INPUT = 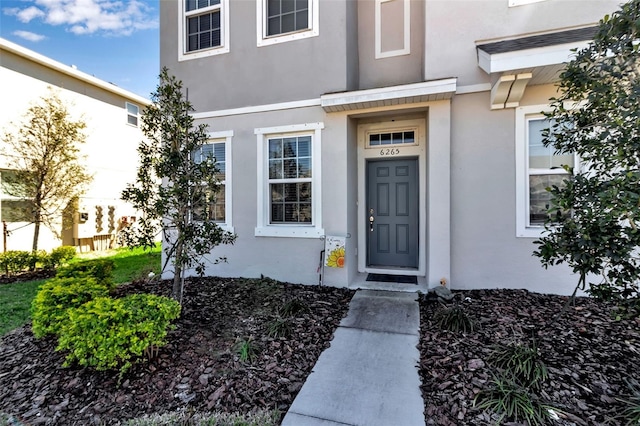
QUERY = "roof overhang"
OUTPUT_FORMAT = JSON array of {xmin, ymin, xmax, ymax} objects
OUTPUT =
[
  {"xmin": 0, "ymin": 37, "xmax": 151, "ymax": 105},
  {"xmin": 476, "ymin": 26, "xmax": 596, "ymax": 109},
  {"xmin": 320, "ymin": 78, "xmax": 457, "ymax": 113}
]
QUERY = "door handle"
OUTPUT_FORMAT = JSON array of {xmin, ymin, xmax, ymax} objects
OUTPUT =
[{"xmin": 369, "ymin": 208, "xmax": 374, "ymax": 232}]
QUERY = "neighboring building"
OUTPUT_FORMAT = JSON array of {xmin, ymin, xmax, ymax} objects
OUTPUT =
[
  {"xmin": 160, "ymin": 0, "xmax": 620, "ymax": 294},
  {"xmin": 0, "ymin": 38, "xmax": 150, "ymax": 252}
]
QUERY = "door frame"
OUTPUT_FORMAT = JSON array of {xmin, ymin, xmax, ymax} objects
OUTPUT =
[{"xmin": 357, "ymin": 118, "xmax": 426, "ymax": 276}]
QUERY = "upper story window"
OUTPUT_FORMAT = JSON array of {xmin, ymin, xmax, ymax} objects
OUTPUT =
[
  {"xmin": 516, "ymin": 106, "xmax": 576, "ymax": 237},
  {"xmin": 257, "ymin": 0, "xmax": 319, "ymax": 47},
  {"xmin": 255, "ymin": 122, "xmax": 324, "ymax": 238},
  {"xmin": 126, "ymin": 102, "xmax": 139, "ymax": 127},
  {"xmin": 179, "ymin": 0, "xmax": 230, "ymax": 61}
]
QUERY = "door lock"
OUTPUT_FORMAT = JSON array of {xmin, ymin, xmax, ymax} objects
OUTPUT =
[{"xmin": 369, "ymin": 208, "xmax": 375, "ymax": 232}]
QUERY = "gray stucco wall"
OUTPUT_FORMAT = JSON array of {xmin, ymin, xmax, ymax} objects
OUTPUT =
[
  {"xmin": 160, "ymin": 1, "xmax": 355, "ymax": 113},
  {"xmin": 450, "ymin": 85, "xmax": 577, "ymax": 295},
  {"xmin": 424, "ymin": 0, "xmax": 620, "ymax": 87}
]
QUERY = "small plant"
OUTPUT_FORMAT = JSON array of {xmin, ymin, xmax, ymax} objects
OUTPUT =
[
  {"xmin": 123, "ymin": 409, "xmax": 281, "ymax": 426},
  {"xmin": 488, "ymin": 341, "xmax": 548, "ymax": 389},
  {"xmin": 234, "ymin": 337, "xmax": 258, "ymax": 363},
  {"xmin": 56, "ymin": 294, "xmax": 180, "ymax": 376},
  {"xmin": 268, "ymin": 317, "xmax": 292, "ymax": 338},
  {"xmin": 432, "ymin": 304, "xmax": 474, "ymax": 333},
  {"xmin": 31, "ymin": 276, "xmax": 110, "ymax": 338},
  {"xmin": 278, "ymin": 298, "xmax": 308, "ymax": 317},
  {"xmin": 473, "ymin": 374, "xmax": 553, "ymax": 426},
  {"xmin": 56, "ymin": 259, "xmax": 115, "ymax": 289},
  {"xmin": 616, "ymin": 378, "xmax": 640, "ymax": 425},
  {"xmin": 0, "ymin": 250, "xmax": 41, "ymax": 275}
]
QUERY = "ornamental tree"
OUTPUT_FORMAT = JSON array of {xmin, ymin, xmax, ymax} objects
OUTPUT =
[
  {"xmin": 534, "ymin": 0, "xmax": 640, "ymax": 301},
  {"xmin": 1, "ymin": 89, "xmax": 91, "ymax": 251},
  {"xmin": 121, "ymin": 68, "xmax": 235, "ymax": 302}
]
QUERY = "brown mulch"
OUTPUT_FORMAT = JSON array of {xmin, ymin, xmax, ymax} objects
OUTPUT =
[
  {"xmin": 419, "ymin": 289, "xmax": 640, "ymax": 425},
  {"xmin": 0, "ymin": 277, "xmax": 354, "ymax": 425}
]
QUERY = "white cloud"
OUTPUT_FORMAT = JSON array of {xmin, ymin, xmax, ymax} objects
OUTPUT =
[
  {"xmin": 12, "ymin": 30, "xmax": 47, "ymax": 42},
  {"xmin": 4, "ymin": 5, "xmax": 46, "ymax": 23},
  {"xmin": 4, "ymin": 0, "xmax": 158, "ymax": 36}
]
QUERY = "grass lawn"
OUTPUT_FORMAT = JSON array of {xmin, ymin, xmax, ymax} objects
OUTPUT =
[
  {"xmin": 0, "ymin": 279, "xmax": 48, "ymax": 336},
  {"xmin": 0, "ymin": 244, "xmax": 161, "ymax": 336}
]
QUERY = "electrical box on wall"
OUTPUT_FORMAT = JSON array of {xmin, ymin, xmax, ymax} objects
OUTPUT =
[{"xmin": 79, "ymin": 212, "xmax": 89, "ymax": 223}]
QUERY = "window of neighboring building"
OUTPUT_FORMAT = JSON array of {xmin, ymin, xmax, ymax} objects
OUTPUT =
[
  {"xmin": 190, "ymin": 131, "xmax": 234, "ymax": 231},
  {"xmin": 256, "ymin": 0, "xmax": 319, "ymax": 47},
  {"xmin": 255, "ymin": 123, "xmax": 324, "ymax": 238},
  {"xmin": 516, "ymin": 106, "xmax": 575, "ymax": 237},
  {"xmin": 0, "ymin": 170, "xmax": 34, "ymax": 223},
  {"xmin": 375, "ymin": 0, "xmax": 410, "ymax": 59},
  {"xmin": 179, "ymin": 0, "xmax": 230, "ymax": 61},
  {"xmin": 126, "ymin": 102, "xmax": 139, "ymax": 127}
]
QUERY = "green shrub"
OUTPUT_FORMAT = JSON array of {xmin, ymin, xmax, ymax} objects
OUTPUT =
[
  {"xmin": 488, "ymin": 342, "xmax": 548, "ymax": 389},
  {"xmin": 473, "ymin": 374, "xmax": 553, "ymax": 426},
  {"xmin": 617, "ymin": 378, "xmax": 640, "ymax": 425},
  {"xmin": 234, "ymin": 337, "xmax": 258, "ymax": 363},
  {"xmin": 31, "ymin": 277, "xmax": 109, "ymax": 338},
  {"xmin": 56, "ymin": 259, "xmax": 115, "ymax": 289},
  {"xmin": 123, "ymin": 409, "xmax": 281, "ymax": 426},
  {"xmin": 0, "ymin": 250, "xmax": 41, "ymax": 275},
  {"xmin": 42, "ymin": 246, "xmax": 77, "ymax": 270},
  {"xmin": 278, "ymin": 298, "xmax": 308, "ymax": 317},
  {"xmin": 268, "ymin": 317, "xmax": 292, "ymax": 338},
  {"xmin": 56, "ymin": 294, "xmax": 180, "ymax": 376},
  {"xmin": 432, "ymin": 304, "xmax": 475, "ymax": 333}
]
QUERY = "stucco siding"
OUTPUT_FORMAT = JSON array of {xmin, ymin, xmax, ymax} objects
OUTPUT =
[
  {"xmin": 450, "ymin": 87, "xmax": 577, "ymax": 294},
  {"xmin": 160, "ymin": 0, "xmax": 353, "ymax": 113},
  {"xmin": 424, "ymin": 0, "xmax": 620, "ymax": 87}
]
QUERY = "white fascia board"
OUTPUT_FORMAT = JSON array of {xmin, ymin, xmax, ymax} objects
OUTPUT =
[
  {"xmin": 0, "ymin": 38, "xmax": 151, "ymax": 105},
  {"xmin": 320, "ymin": 78, "xmax": 457, "ymax": 111},
  {"xmin": 478, "ymin": 40, "xmax": 591, "ymax": 74}
]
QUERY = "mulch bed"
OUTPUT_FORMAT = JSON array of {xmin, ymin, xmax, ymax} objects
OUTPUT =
[
  {"xmin": 419, "ymin": 289, "xmax": 640, "ymax": 425},
  {"xmin": 0, "ymin": 277, "xmax": 354, "ymax": 425}
]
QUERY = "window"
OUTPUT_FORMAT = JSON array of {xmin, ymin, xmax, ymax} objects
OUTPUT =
[
  {"xmin": 257, "ymin": 0, "xmax": 319, "ymax": 47},
  {"xmin": 368, "ymin": 130, "xmax": 416, "ymax": 146},
  {"xmin": 126, "ymin": 102, "xmax": 139, "ymax": 127},
  {"xmin": 516, "ymin": 106, "xmax": 575, "ymax": 237},
  {"xmin": 179, "ymin": 0, "xmax": 230, "ymax": 61},
  {"xmin": 0, "ymin": 170, "xmax": 34, "ymax": 223},
  {"xmin": 375, "ymin": 0, "xmax": 410, "ymax": 59},
  {"xmin": 255, "ymin": 123, "xmax": 324, "ymax": 237},
  {"xmin": 191, "ymin": 131, "xmax": 234, "ymax": 230}
]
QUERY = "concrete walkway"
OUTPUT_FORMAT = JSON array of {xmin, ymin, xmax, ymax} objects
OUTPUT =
[{"xmin": 281, "ymin": 290, "xmax": 425, "ymax": 426}]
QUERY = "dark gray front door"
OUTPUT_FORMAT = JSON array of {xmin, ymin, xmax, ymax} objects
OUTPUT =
[{"xmin": 367, "ymin": 158, "xmax": 419, "ymax": 268}]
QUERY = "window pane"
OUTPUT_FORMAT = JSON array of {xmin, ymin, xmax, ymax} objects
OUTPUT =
[
  {"xmin": 297, "ymin": 136, "xmax": 311, "ymax": 156},
  {"xmin": 188, "ymin": 16, "xmax": 199, "ymax": 33},
  {"xmin": 188, "ymin": 34, "xmax": 198, "ymax": 51},
  {"xmin": 1, "ymin": 199, "xmax": 34, "ymax": 222},
  {"xmin": 127, "ymin": 115, "xmax": 138, "ymax": 126},
  {"xmin": 267, "ymin": 0, "xmax": 280, "ymax": 16},
  {"xmin": 269, "ymin": 159, "xmax": 282, "ymax": 179},
  {"xmin": 284, "ymin": 183, "xmax": 298, "ymax": 201},
  {"xmin": 381, "ymin": 133, "xmax": 392, "ymax": 145},
  {"xmin": 529, "ymin": 174, "xmax": 569, "ymax": 225},
  {"xmin": 200, "ymin": 13, "xmax": 211, "ymax": 30},
  {"xmin": 298, "ymin": 158, "xmax": 311, "ymax": 178},
  {"xmin": 283, "ymin": 137, "xmax": 297, "ymax": 157},
  {"xmin": 281, "ymin": 12, "xmax": 295, "ymax": 33},
  {"xmin": 186, "ymin": 0, "xmax": 197, "ymax": 12},
  {"xmin": 296, "ymin": 9, "xmax": 308, "ymax": 30},
  {"xmin": 271, "ymin": 183, "xmax": 284, "ymax": 202},
  {"xmin": 271, "ymin": 204, "xmax": 284, "ymax": 222},
  {"xmin": 268, "ymin": 16, "xmax": 280, "ymax": 35},
  {"xmin": 298, "ymin": 182, "xmax": 311, "ymax": 202},
  {"xmin": 126, "ymin": 103, "xmax": 138, "ymax": 115},
  {"xmin": 404, "ymin": 131, "xmax": 415, "ymax": 144},
  {"xmin": 370, "ymin": 134, "xmax": 380, "ymax": 146},
  {"xmin": 283, "ymin": 159, "xmax": 298, "ymax": 178},
  {"xmin": 269, "ymin": 139, "xmax": 282, "ymax": 158},
  {"xmin": 200, "ymin": 32, "xmax": 211, "ymax": 49},
  {"xmin": 282, "ymin": 0, "xmax": 295, "ymax": 13}
]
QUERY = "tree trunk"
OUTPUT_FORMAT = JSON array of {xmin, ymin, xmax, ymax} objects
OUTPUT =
[
  {"xmin": 172, "ymin": 238, "xmax": 184, "ymax": 303},
  {"xmin": 32, "ymin": 221, "xmax": 40, "ymax": 252}
]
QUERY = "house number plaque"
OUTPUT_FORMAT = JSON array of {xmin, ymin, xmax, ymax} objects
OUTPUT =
[{"xmin": 380, "ymin": 148, "xmax": 400, "ymax": 156}]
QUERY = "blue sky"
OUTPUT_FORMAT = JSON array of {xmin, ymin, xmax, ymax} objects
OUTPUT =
[{"xmin": 0, "ymin": 0, "xmax": 159, "ymax": 99}]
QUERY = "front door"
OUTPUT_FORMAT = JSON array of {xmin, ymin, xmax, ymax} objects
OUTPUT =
[{"xmin": 367, "ymin": 158, "xmax": 419, "ymax": 268}]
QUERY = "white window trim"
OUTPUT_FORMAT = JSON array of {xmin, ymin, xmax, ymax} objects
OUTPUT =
[
  {"xmin": 178, "ymin": 0, "xmax": 230, "ymax": 62},
  {"xmin": 375, "ymin": 0, "xmax": 410, "ymax": 59},
  {"xmin": 515, "ymin": 105, "xmax": 577, "ymax": 238},
  {"xmin": 254, "ymin": 122, "xmax": 324, "ymax": 238},
  {"xmin": 205, "ymin": 130, "xmax": 234, "ymax": 233},
  {"xmin": 126, "ymin": 102, "xmax": 139, "ymax": 127},
  {"xmin": 256, "ymin": 0, "xmax": 320, "ymax": 47},
  {"xmin": 509, "ymin": 0, "xmax": 547, "ymax": 6}
]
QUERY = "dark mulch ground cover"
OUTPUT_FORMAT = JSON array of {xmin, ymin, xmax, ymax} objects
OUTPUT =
[
  {"xmin": 0, "ymin": 270, "xmax": 56, "ymax": 285},
  {"xmin": 0, "ymin": 277, "xmax": 354, "ymax": 425},
  {"xmin": 419, "ymin": 289, "xmax": 640, "ymax": 425}
]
